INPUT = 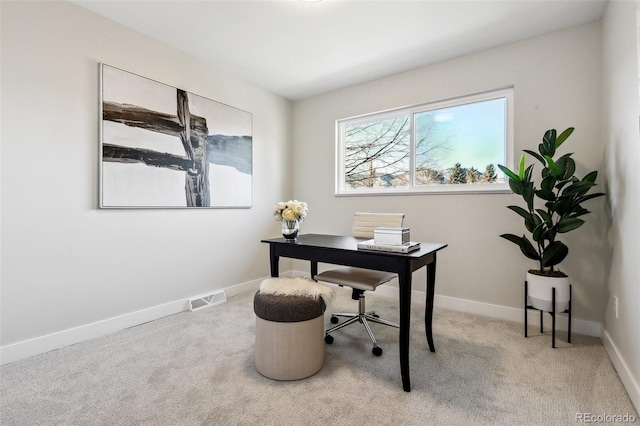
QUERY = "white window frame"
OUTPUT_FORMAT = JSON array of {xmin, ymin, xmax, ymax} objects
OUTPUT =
[{"xmin": 335, "ymin": 88, "xmax": 514, "ymax": 196}]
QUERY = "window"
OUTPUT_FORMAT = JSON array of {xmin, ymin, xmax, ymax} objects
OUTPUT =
[{"xmin": 336, "ymin": 88, "xmax": 514, "ymax": 195}]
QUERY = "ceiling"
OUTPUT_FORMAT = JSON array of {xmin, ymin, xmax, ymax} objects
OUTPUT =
[{"xmin": 72, "ymin": 0, "xmax": 608, "ymax": 101}]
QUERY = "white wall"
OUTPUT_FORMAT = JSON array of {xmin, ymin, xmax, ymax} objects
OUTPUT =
[
  {"xmin": 292, "ymin": 23, "xmax": 605, "ymax": 323},
  {"xmin": 0, "ymin": 1, "xmax": 292, "ymax": 356},
  {"xmin": 601, "ymin": 0, "xmax": 640, "ymax": 410}
]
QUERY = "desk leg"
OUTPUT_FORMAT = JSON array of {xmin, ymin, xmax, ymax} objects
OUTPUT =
[
  {"xmin": 425, "ymin": 257, "xmax": 437, "ymax": 353},
  {"xmin": 269, "ymin": 245, "xmax": 279, "ymax": 277},
  {"xmin": 310, "ymin": 261, "xmax": 318, "ymax": 280},
  {"xmin": 398, "ymin": 263, "xmax": 412, "ymax": 392}
]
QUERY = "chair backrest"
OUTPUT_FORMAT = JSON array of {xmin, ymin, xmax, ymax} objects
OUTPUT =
[{"xmin": 351, "ymin": 212, "xmax": 405, "ymax": 239}]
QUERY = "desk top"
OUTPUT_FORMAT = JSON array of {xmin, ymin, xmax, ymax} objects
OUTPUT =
[{"xmin": 261, "ymin": 234, "xmax": 447, "ymax": 258}]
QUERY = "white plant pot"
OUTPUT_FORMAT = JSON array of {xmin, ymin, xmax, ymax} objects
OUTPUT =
[{"xmin": 526, "ymin": 272, "xmax": 570, "ymax": 313}]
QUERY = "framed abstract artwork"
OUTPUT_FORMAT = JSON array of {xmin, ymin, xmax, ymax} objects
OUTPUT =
[{"xmin": 99, "ymin": 63, "xmax": 252, "ymax": 208}]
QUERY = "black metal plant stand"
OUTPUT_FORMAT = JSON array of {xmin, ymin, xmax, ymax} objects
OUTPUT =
[{"xmin": 524, "ymin": 281, "xmax": 572, "ymax": 348}]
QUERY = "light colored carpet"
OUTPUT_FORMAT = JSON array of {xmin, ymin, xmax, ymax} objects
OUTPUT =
[{"xmin": 1, "ymin": 288, "xmax": 637, "ymax": 425}]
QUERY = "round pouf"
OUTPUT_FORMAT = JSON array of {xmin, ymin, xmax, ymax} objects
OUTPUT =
[{"xmin": 254, "ymin": 290, "xmax": 326, "ymax": 381}]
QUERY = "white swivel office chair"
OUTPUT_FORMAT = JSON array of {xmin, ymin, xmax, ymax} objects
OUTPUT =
[{"xmin": 314, "ymin": 212, "xmax": 404, "ymax": 356}]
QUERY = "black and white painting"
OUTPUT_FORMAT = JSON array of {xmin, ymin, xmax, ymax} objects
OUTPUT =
[{"xmin": 100, "ymin": 63, "xmax": 252, "ymax": 208}]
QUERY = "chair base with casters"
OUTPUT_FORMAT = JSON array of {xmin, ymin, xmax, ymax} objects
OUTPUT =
[{"xmin": 315, "ymin": 266, "xmax": 400, "ymax": 356}]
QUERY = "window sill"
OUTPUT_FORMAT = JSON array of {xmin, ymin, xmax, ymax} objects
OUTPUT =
[{"xmin": 335, "ymin": 183, "xmax": 512, "ymax": 196}]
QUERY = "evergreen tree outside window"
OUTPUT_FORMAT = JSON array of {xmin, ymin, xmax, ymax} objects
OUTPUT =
[
  {"xmin": 466, "ymin": 167, "xmax": 481, "ymax": 184},
  {"xmin": 336, "ymin": 88, "xmax": 514, "ymax": 195}
]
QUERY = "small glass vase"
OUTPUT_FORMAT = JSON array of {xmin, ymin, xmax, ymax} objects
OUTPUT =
[{"xmin": 282, "ymin": 219, "xmax": 300, "ymax": 240}]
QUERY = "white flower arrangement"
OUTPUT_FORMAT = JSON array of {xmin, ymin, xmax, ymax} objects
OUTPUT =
[{"xmin": 274, "ymin": 200, "xmax": 308, "ymax": 222}]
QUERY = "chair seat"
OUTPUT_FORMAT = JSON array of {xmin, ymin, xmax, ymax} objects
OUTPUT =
[{"xmin": 314, "ymin": 267, "xmax": 396, "ymax": 292}]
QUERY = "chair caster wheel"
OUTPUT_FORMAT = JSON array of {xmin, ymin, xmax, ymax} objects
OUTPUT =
[
  {"xmin": 325, "ymin": 335, "xmax": 334, "ymax": 344},
  {"xmin": 330, "ymin": 316, "xmax": 339, "ymax": 324},
  {"xmin": 372, "ymin": 314, "xmax": 380, "ymax": 318},
  {"xmin": 372, "ymin": 346, "xmax": 382, "ymax": 356}
]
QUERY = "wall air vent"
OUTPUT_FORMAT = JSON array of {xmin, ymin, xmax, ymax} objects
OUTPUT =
[{"xmin": 188, "ymin": 290, "xmax": 227, "ymax": 311}]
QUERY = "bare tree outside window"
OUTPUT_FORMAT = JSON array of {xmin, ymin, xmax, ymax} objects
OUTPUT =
[{"xmin": 344, "ymin": 116, "xmax": 410, "ymax": 188}]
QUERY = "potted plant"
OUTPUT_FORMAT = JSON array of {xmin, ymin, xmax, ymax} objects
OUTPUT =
[{"xmin": 498, "ymin": 127, "xmax": 605, "ymax": 312}]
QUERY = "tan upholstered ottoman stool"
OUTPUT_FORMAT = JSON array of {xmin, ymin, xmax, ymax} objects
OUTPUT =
[{"xmin": 253, "ymin": 277, "xmax": 334, "ymax": 381}]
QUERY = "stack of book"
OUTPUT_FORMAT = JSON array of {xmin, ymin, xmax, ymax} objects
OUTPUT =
[{"xmin": 357, "ymin": 227, "xmax": 421, "ymax": 253}]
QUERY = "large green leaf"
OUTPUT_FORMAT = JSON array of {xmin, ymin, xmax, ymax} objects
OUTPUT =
[
  {"xmin": 541, "ymin": 241, "xmax": 569, "ymax": 267},
  {"xmin": 575, "ymin": 192, "xmax": 605, "ymax": 205},
  {"xmin": 543, "ymin": 129, "xmax": 556, "ymax": 147},
  {"xmin": 569, "ymin": 206, "xmax": 590, "ymax": 218},
  {"xmin": 508, "ymin": 178, "xmax": 524, "ymax": 195},
  {"xmin": 545, "ymin": 156, "xmax": 560, "ymax": 178},
  {"xmin": 524, "ymin": 164, "xmax": 534, "ymax": 183},
  {"xmin": 536, "ymin": 209, "xmax": 553, "ymax": 225},
  {"xmin": 564, "ymin": 157, "xmax": 576, "ymax": 180},
  {"xmin": 555, "ymin": 127, "xmax": 574, "ymax": 148},
  {"xmin": 507, "ymin": 205, "xmax": 531, "ymax": 221},
  {"xmin": 541, "ymin": 167, "xmax": 550, "ymax": 180},
  {"xmin": 582, "ymin": 170, "xmax": 598, "ymax": 183},
  {"xmin": 523, "ymin": 149, "xmax": 545, "ymax": 166},
  {"xmin": 523, "ymin": 185, "xmax": 535, "ymax": 210},
  {"xmin": 543, "ymin": 129, "xmax": 557, "ymax": 157},
  {"xmin": 535, "ymin": 189, "xmax": 556, "ymax": 201},
  {"xmin": 501, "ymin": 233, "xmax": 540, "ymax": 261},
  {"xmin": 527, "ymin": 213, "xmax": 543, "ymax": 235},
  {"xmin": 538, "ymin": 143, "xmax": 548, "ymax": 157},
  {"xmin": 555, "ymin": 197, "xmax": 575, "ymax": 216},
  {"xmin": 541, "ymin": 175, "xmax": 556, "ymax": 191},
  {"xmin": 563, "ymin": 180, "xmax": 596, "ymax": 197},
  {"xmin": 518, "ymin": 154, "xmax": 526, "ymax": 180},
  {"xmin": 557, "ymin": 217, "xmax": 585, "ymax": 233},
  {"xmin": 498, "ymin": 164, "xmax": 520, "ymax": 183},
  {"xmin": 554, "ymin": 153, "xmax": 575, "ymax": 180},
  {"xmin": 532, "ymin": 221, "xmax": 546, "ymax": 242}
]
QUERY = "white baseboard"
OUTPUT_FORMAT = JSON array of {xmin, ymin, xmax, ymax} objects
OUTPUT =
[
  {"xmin": 436, "ymin": 292, "xmax": 602, "ymax": 337},
  {"xmin": 603, "ymin": 330, "xmax": 640, "ymax": 412},
  {"xmin": 0, "ymin": 270, "xmax": 604, "ymax": 366},
  {"xmin": 298, "ymin": 269, "xmax": 602, "ymax": 337},
  {"xmin": 0, "ymin": 277, "xmax": 265, "ymax": 366}
]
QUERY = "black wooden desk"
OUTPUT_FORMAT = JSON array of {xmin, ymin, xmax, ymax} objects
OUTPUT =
[{"xmin": 261, "ymin": 234, "xmax": 447, "ymax": 392}]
